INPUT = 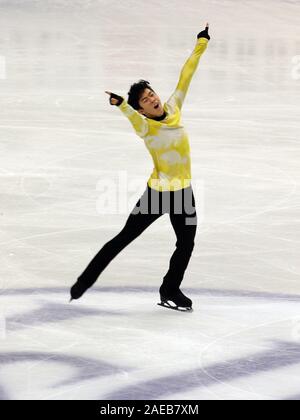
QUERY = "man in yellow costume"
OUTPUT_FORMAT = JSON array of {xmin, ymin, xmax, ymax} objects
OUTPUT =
[{"xmin": 70, "ymin": 24, "xmax": 210, "ymax": 311}]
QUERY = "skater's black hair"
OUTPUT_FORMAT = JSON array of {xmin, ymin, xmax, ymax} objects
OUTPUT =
[{"xmin": 128, "ymin": 80, "xmax": 155, "ymax": 110}]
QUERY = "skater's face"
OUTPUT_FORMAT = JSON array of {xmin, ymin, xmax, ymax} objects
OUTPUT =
[{"xmin": 138, "ymin": 88, "xmax": 164, "ymax": 118}]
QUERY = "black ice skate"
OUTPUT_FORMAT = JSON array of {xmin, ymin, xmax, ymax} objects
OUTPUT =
[
  {"xmin": 158, "ymin": 289, "xmax": 193, "ymax": 312},
  {"xmin": 70, "ymin": 278, "xmax": 93, "ymax": 301}
]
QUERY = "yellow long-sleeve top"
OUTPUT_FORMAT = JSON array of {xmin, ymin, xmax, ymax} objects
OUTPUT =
[{"xmin": 118, "ymin": 37, "xmax": 209, "ymax": 192}]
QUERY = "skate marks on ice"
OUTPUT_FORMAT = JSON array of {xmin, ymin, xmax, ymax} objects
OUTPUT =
[
  {"xmin": 0, "ymin": 352, "xmax": 133, "ymax": 400},
  {"xmin": 1, "ymin": 341, "xmax": 300, "ymax": 400},
  {"xmin": 6, "ymin": 301, "xmax": 123, "ymax": 332},
  {"xmin": 2, "ymin": 285, "xmax": 300, "ymax": 302},
  {"xmin": 105, "ymin": 341, "xmax": 300, "ymax": 400},
  {"xmin": 0, "ymin": 290, "xmax": 134, "ymax": 399},
  {"xmin": 1, "ymin": 287, "xmax": 300, "ymax": 399}
]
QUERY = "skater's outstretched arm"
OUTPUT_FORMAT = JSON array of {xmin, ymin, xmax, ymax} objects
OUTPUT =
[
  {"xmin": 168, "ymin": 23, "xmax": 210, "ymax": 110},
  {"xmin": 105, "ymin": 91, "xmax": 149, "ymax": 138}
]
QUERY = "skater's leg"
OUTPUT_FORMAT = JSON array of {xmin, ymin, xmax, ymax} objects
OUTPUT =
[
  {"xmin": 71, "ymin": 187, "xmax": 163, "ymax": 299},
  {"xmin": 160, "ymin": 187, "xmax": 197, "ymax": 296},
  {"xmin": 78, "ymin": 212, "xmax": 161, "ymax": 283}
]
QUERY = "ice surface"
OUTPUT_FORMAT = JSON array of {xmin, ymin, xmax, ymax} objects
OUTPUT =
[{"xmin": 0, "ymin": 0, "xmax": 300, "ymax": 400}]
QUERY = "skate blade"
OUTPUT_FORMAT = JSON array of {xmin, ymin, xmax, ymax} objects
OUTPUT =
[{"xmin": 157, "ymin": 302, "xmax": 193, "ymax": 312}]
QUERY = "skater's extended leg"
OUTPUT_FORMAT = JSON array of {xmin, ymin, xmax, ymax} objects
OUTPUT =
[{"xmin": 71, "ymin": 187, "xmax": 163, "ymax": 299}]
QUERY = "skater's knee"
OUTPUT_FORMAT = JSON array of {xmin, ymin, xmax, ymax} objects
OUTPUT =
[
  {"xmin": 104, "ymin": 231, "xmax": 127, "ymax": 250},
  {"xmin": 107, "ymin": 225, "xmax": 141, "ymax": 248}
]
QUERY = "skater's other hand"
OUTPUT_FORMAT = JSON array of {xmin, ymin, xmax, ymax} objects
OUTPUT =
[
  {"xmin": 197, "ymin": 22, "xmax": 210, "ymax": 40},
  {"xmin": 105, "ymin": 91, "xmax": 124, "ymax": 106}
]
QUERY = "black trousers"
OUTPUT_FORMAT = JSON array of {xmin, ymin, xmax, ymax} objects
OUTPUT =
[{"xmin": 78, "ymin": 185, "xmax": 197, "ymax": 294}]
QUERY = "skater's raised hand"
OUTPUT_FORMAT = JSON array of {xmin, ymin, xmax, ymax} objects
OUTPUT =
[
  {"xmin": 105, "ymin": 91, "xmax": 124, "ymax": 106},
  {"xmin": 197, "ymin": 23, "xmax": 210, "ymax": 40}
]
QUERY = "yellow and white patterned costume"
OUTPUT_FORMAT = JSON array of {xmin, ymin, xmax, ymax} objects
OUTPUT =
[{"xmin": 118, "ymin": 37, "xmax": 209, "ymax": 192}]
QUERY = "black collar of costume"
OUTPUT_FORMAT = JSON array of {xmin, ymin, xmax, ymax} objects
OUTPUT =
[{"xmin": 151, "ymin": 111, "xmax": 167, "ymax": 121}]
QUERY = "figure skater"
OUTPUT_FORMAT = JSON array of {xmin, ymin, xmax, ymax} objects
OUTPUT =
[{"xmin": 70, "ymin": 24, "xmax": 210, "ymax": 311}]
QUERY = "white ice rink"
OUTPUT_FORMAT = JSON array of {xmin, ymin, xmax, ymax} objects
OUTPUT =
[{"xmin": 0, "ymin": 0, "xmax": 300, "ymax": 400}]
